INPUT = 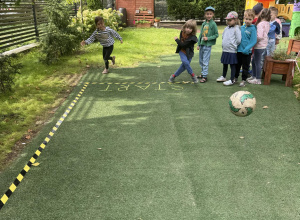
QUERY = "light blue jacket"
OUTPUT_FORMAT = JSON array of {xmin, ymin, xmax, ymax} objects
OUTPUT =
[{"xmin": 237, "ymin": 24, "xmax": 257, "ymax": 55}]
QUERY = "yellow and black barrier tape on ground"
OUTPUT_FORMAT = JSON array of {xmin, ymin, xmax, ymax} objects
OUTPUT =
[{"xmin": 0, "ymin": 82, "xmax": 89, "ymax": 211}]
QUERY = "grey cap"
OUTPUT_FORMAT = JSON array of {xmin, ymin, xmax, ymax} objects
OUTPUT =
[{"xmin": 253, "ymin": 3, "xmax": 263, "ymax": 15}]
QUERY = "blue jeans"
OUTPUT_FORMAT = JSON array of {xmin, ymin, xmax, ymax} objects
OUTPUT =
[
  {"xmin": 261, "ymin": 39, "xmax": 276, "ymax": 66},
  {"xmin": 174, "ymin": 51, "xmax": 193, "ymax": 76},
  {"xmin": 252, "ymin": 49, "xmax": 265, "ymax": 79},
  {"xmin": 199, "ymin": 45, "xmax": 212, "ymax": 77}
]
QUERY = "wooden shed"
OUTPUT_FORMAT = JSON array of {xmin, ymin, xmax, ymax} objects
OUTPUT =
[{"xmin": 116, "ymin": 0, "xmax": 155, "ymax": 26}]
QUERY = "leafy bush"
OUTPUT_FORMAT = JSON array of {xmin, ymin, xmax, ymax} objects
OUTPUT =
[
  {"xmin": 40, "ymin": 0, "xmax": 82, "ymax": 64},
  {"xmin": 72, "ymin": 8, "xmax": 123, "ymax": 39},
  {"xmin": 166, "ymin": 0, "xmax": 245, "ymax": 21},
  {"xmin": 0, "ymin": 55, "xmax": 22, "ymax": 93}
]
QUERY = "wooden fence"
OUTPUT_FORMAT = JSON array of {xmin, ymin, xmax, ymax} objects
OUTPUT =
[{"xmin": 0, "ymin": 0, "xmax": 78, "ymax": 51}]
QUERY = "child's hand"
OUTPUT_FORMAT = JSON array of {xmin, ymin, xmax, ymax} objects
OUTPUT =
[
  {"xmin": 203, "ymin": 37, "xmax": 208, "ymax": 41},
  {"xmin": 81, "ymin": 41, "xmax": 86, "ymax": 46},
  {"xmin": 197, "ymin": 46, "xmax": 200, "ymax": 50},
  {"xmin": 174, "ymin": 36, "xmax": 178, "ymax": 40}
]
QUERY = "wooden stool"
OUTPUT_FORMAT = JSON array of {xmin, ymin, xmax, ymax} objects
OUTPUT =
[{"xmin": 262, "ymin": 56, "xmax": 294, "ymax": 87}]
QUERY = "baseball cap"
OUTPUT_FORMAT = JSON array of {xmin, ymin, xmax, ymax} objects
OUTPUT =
[
  {"xmin": 225, "ymin": 11, "xmax": 238, "ymax": 19},
  {"xmin": 205, "ymin": 6, "xmax": 215, "ymax": 12}
]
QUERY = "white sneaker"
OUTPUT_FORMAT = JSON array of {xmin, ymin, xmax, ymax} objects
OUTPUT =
[
  {"xmin": 102, "ymin": 68, "xmax": 109, "ymax": 74},
  {"xmin": 223, "ymin": 80, "xmax": 234, "ymax": 86},
  {"xmin": 246, "ymin": 76, "xmax": 255, "ymax": 82},
  {"xmin": 239, "ymin": 80, "xmax": 246, "ymax": 87},
  {"xmin": 248, "ymin": 79, "xmax": 261, "ymax": 84},
  {"xmin": 217, "ymin": 76, "xmax": 226, "ymax": 82}
]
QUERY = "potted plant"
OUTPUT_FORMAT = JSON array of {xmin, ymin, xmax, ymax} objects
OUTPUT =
[
  {"xmin": 134, "ymin": 18, "xmax": 151, "ymax": 28},
  {"xmin": 262, "ymin": 48, "xmax": 295, "ymax": 87},
  {"xmin": 138, "ymin": 6, "xmax": 148, "ymax": 13},
  {"xmin": 287, "ymin": 33, "xmax": 300, "ymax": 55},
  {"xmin": 154, "ymin": 17, "xmax": 161, "ymax": 22}
]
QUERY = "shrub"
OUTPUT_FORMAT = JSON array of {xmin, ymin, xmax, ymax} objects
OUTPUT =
[
  {"xmin": 0, "ymin": 55, "xmax": 22, "ymax": 93},
  {"xmin": 40, "ymin": 0, "xmax": 82, "ymax": 64},
  {"xmin": 73, "ymin": 8, "xmax": 123, "ymax": 38}
]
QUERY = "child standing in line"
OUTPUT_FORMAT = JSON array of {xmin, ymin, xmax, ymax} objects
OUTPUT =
[
  {"xmin": 216, "ymin": 11, "xmax": 241, "ymax": 86},
  {"xmin": 235, "ymin": 9, "xmax": 257, "ymax": 87},
  {"xmin": 169, "ymin": 19, "xmax": 199, "ymax": 83},
  {"xmin": 252, "ymin": 3, "xmax": 264, "ymax": 24},
  {"xmin": 266, "ymin": 6, "xmax": 281, "ymax": 56},
  {"xmin": 81, "ymin": 16, "xmax": 123, "ymax": 74},
  {"xmin": 247, "ymin": 8, "xmax": 270, "ymax": 85},
  {"xmin": 196, "ymin": 6, "xmax": 219, "ymax": 83}
]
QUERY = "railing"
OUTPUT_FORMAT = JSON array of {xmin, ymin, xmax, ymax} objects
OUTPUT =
[{"xmin": 0, "ymin": 0, "xmax": 78, "ymax": 52}]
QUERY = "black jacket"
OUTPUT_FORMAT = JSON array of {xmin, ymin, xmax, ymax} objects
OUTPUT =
[{"xmin": 175, "ymin": 31, "xmax": 198, "ymax": 60}]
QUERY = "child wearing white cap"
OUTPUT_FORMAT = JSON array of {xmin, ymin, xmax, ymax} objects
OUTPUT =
[{"xmin": 216, "ymin": 11, "xmax": 241, "ymax": 86}]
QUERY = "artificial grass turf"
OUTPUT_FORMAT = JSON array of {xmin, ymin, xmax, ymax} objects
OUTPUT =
[{"xmin": 0, "ymin": 40, "xmax": 300, "ymax": 219}]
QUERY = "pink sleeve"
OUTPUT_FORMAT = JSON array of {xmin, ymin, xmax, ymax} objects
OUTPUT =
[{"xmin": 256, "ymin": 23, "xmax": 264, "ymax": 41}]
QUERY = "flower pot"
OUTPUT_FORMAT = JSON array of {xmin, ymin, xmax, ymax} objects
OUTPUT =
[
  {"xmin": 262, "ymin": 56, "xmax": 294, "ymax": 87},
  {"xmin": 287, "ymin": 39, "xmax": 300, "ymax": 55},
  {"xmin": 136, "ymin": 23, "xmax": 151, "ymax": 28}
]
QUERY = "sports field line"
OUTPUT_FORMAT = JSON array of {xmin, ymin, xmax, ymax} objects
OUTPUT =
[{"xmin": 0, "ymin": 82, "xmax": 89, "ymax": 211}]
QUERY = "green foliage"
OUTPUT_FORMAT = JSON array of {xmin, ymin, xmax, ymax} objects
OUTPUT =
[
  {"xmin": 166, "ymin": 0, "xmax": 245, "ymax": 21},
  {"xmin": 86, "ymin": 0, "xmax": 102, "ymax": 10},
  {"xmin": 40, "ymin": 0, "xmax": 82, "ymax": 64},
  {"xmin": 72, "ymin": 8, "xmax": 122, "ymax": 38},
  {"xmin": 0, "ymin": 55, "xmax": 22, "ymax": 93},
  {"xmin": 135, "ymin": 18, "xmax": 151, "ymax": 24}
]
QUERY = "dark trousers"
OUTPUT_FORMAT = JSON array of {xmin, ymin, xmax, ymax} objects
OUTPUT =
[
  {"xmin": 103, "ymin": 45, "xmax": 114, "ymax": 69},
  {"xmin": 222, "ymin": 64, "xmax": 236, "ymax": 81},
  {"xmin": 235, "ymin": 52, "xmax": 252, "ymax": 81}
]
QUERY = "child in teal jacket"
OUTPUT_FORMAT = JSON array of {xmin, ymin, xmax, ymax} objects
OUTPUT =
[
  {"xmin": 197, "ymin": 6, "xmax": 219, "ymax": 83},
  {"xmin": 235, "ymin": 9, "xmax": 257, "ymax": 87}
]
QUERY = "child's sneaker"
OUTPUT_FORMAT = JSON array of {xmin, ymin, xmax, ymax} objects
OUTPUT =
[
  {"xmin": 223, "ymin": 79, "xmax": 234, "ymax": 86},
  {"xmin": 246, "ymin": 76, "xmax": 255, "ymax": 82},
  {"xmin": 102, "ymin": 68, "xmax": 109, "ymax": 74},
  {"xmin": 192, "ymin": 76, "xmax": 199, "ymax": 84},
  {"xmin": 216, "ymin": 76, "xmax": 226, "ymax": 82},
  {"xmin": 248, "ymin": 78, "xmax": 261, "ymax": 84},
  {"xmin": 112, "ymin": 56, "xmax": 116, "ymax": 65},
  {"xmin": 169, "ymin": 75, "xmax": 175, "ymax": 83},
  {"xmin": 239, "ymin": 80, "xmax": 246, "ymax": 87}
]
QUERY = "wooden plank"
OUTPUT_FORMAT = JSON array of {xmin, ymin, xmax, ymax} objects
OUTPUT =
[
  {"xmin": 0, "ymin": 33, "xmax": 36, "ymax": 45},
  {"xmin": 0, "ymin": 30, "xmax": 36, "ymax": 41},
  {"xmin": 0, "ymin": 26, "xmax": 34, "ymax": 36},
  {"xmin": 1, "ymin": 43, "xmax": 40, "ymax": 56},
  {"xmin": 0, "ymin": 37, "xmax": 37, "ymax": 50},
  {"xmin": 0, "ymin": 24, "xmax": 36, "ymax": 32}
]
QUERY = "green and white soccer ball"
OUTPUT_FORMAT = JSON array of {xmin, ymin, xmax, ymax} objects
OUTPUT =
[{"xmin": 229, "ymin": 91, "xmax": 256, "ymax": 117}]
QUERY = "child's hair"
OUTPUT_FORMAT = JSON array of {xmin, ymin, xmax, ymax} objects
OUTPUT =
[
  {"xmin": 226, "ymin": 18, "xmax": 241, "ymax": 26},
  {"xmin": 269, "ymin": 6, "xmax": 279, "ymax": 16},
  {"xmin": 95, "ymin": 16, "xmax": 104, "ymax": 25},
  {"xmin": 255, "ymin": 8, "xmax": 271, "ymax": 25},
  {"xmin": 182, "ymin": 19, "xmax": 197, "ymax": 35},
  {"xmin": 253, "ymin": 3, "xmax": 263, "ymax": 15},
  {"xmin": 244, "ymin": 9, "xmax": 255, "ymax": 19}
]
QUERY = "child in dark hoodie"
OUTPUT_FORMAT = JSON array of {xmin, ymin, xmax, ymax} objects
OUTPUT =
[{"xmin": 169, "ymin": 19, "xmax": 198, "ymax": 83}]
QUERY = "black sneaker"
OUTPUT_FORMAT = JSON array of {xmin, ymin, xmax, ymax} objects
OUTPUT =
[{"xmin": 112, "ymin": 56, "xmax": 116, "ymax": 65}]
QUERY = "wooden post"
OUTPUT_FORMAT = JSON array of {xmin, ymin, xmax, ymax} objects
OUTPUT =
[{"xmin": 32, "ymin": 0, "xmax": 39, "ymax": 41}]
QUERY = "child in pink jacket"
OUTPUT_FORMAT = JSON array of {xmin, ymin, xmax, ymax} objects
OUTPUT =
[{"xmin": 247, "ymin": 8, "xmax": 270, "ymax": 85}]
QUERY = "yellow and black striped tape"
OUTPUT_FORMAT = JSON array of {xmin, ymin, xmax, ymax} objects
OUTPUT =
[{"xmin": 0, "ymin": 82, "xmax": 89, "ymax": 211}]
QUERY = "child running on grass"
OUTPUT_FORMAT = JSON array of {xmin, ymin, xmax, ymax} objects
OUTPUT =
[
  {"xmin": 235, "ymin": 9, "xmax": 257, "ymax": 87},
  {"xmin": 196, "ymin": 6, "xmax": 219, "ymax": 83},
  {"xmin": 81, "ymin": 16, "xmax": 123, "ymax": 74},
  {"xmin": 247, "ymin": 8, "xmax": 270, "ymax": 85},
  {"xmin": 169, "ymin": 19, "xmax": 199, "ymax": 83},
  {"xmin": 216, "ymin": 11, "xmax": 241, "ymax": 86}
]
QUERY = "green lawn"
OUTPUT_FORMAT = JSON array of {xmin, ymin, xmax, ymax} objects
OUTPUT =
[{"xmin": 0, "ymin": 26, "xmax": 300, "ymax": 219}]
